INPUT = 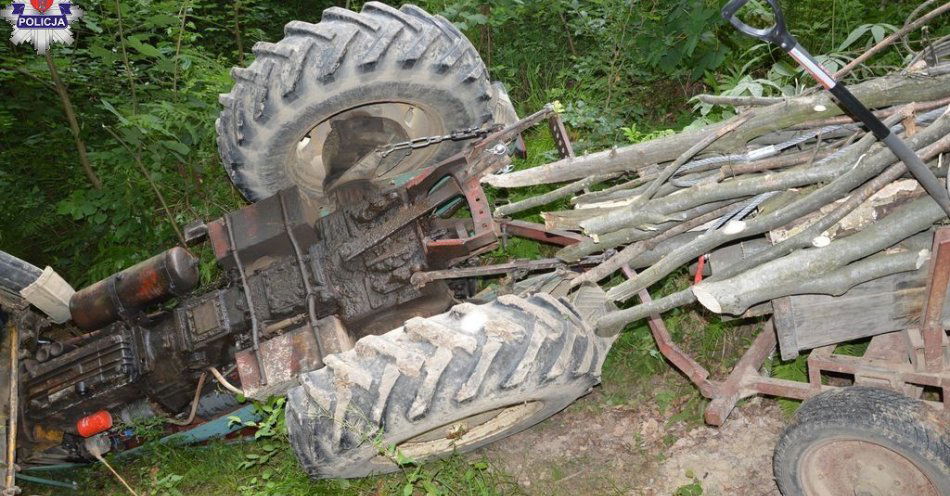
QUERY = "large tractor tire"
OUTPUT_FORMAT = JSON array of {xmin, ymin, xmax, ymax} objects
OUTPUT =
[
  {"xmin": 773, "ymin": 386, "xmax": 950, "ymax": 496},
  {"xmin": 286, "ymin": 287, "xmax": 615, "ymax": 479},
  {"xmin": 0, "ymin": 250, "xmax": 41, "ymax": 293},
  {"xmin": 217, "ymin": 2, "xmax": 510, "ymax": 204}
]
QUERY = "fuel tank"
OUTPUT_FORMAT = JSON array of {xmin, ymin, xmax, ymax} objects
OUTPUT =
[{"xmin": 69, "ymin": 247, "xmax": 199, "ymax": 330}]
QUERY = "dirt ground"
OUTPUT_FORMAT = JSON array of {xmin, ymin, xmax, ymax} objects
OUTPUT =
[{"xmin": 483, "ymin": 382, "xmax": 787, "ymax": 495}]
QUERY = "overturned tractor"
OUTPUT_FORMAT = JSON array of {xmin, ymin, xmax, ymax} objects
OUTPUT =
[
  {"xmin": 0, "ymin": 2, "xmax": 613, "ymax": 485},
  {"xmin": 2, "ymin": 1, "xmax": 949, "ymax": 495}
]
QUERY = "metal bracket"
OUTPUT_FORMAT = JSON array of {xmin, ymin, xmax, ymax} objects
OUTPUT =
[
  {"xmin": 919, "ymin": 227, "xmax": 950, "ymax": 371},
  {"xmin": 547, "ymin": 113, "xmax": 574, "ymax": 159},
  {"xmin": 224, "ymin": 214, "xmax": 266, "ymax": 386}
]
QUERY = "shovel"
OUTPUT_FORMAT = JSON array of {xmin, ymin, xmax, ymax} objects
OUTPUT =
[{"xmin": 721, "ymin": 0, "xmax": 950, "ymax": 218}]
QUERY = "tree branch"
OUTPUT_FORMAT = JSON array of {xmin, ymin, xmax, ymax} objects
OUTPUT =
[
  {"xmin": 45, "ymin": 52, "xmax": 102, "ymax": 190},
  {"xmin": 484, "ymin": 72, "xmax": 950, "ymax": 188},
  {"xmin": 693, "ymin": 95, "xmax": 785, "ymax": 107},
  {"xmin": 102, "ymin": 126, "xmax": 187, "ymax": 247},
  {"xmin": 694, "ymin": 230, "xmax": 933, "ymax": 316},
  {"xmin": 834, "ymin": 2, "xmax": 950, "ymax": 80},
  {"xmin": 493, "ymin": 173, "xmax": 618, "ymax": 218},
  {"xmin": 556, "ymin": 200, "xmax": 740, "ymax": 262}
]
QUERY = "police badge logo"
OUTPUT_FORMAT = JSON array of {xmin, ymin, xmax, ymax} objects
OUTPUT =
[{"xmin": 2, "ymin": 0, "xmax": 83, "ymax": 53}]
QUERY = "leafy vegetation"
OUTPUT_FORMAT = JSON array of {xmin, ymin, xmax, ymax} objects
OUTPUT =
[
  {"xmin": 1, "ymin": 0, "xmax": 934, "ymax": 284},
  {"xmin": 4, "ymin": 0, "xmax": 943, "ymax": 494}
]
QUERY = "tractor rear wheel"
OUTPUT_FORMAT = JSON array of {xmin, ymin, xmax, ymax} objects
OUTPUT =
[
  {"xmin": 216, "ymin": 2, "xmax": 511, "ymax": 204},
  {"xmin": 773, "ymin": 386, "xmax": 950, "ymax": 496},
  {"xmin": 285, "ymin": 287, "xmax": 614, "ymax": 479}
]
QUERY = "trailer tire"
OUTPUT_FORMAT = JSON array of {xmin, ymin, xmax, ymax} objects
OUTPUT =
[
  {"xmin": 773, "ymin": 386, "xmax": 950, "ymax": 496},
  {"xmin": 285, "ymin": 289, "xmax": 614, "ymax": 479},
  {"xmin": 216, "ymin": 2, "xmax": 506, "ymax": 203}
]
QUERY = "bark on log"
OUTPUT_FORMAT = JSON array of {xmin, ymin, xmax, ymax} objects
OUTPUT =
[
  {"xmin": 605, "ymin": 110, "xmax": 948, "ymax": 301},
  {"xmin": 622, "ymin": 115, "xmax": 750, "ymax": 211},
  {"xmin": 481, "ymin": 124, "xmax": 730, "ymax": 188},
  {"xmin": 560, "ymin": 199, "xmax": 717, "ymax": 229},
  {"xmin": 595, "ymin": 167, "xmax": 946, "ymax": 329},
  {"xmin": 584, "ymin": 104, "xmax": 939, "ymax": 236},
  {"xmin": 583, "ymin": 126, "xmax": 886, "ymax": 235},
  {"xmin": 567, "ymin": 209, "xmax": 729, "ymax": 285},
  {"xmin": 541, "ymin": 208, "xmax": 616, "ymax": 230},
  {"xmin": 579, "ymin": 146, "xmax": 838, "ymax": 208},
  {"xmin": 717, "ymin": 149, "xmax": 835, "ymax": 180},
  {"xmin": 595, "ymin": 229, "xmax": 934, "ymax": 332},
  {"xmin": 493, "ymin": 173, "xmax": 618, "ymax": 217},
  {"xmin": 572, "ymin": 172, "xmax": 663, "ymax": 205},
  {"xmin": 693, "ymin": 247, "xmax": 929, "ymax": 316},
  {"xmin": 557, "ymin": 200, "xmax": 740, "ymax": 262},
  {"xmin": 622, "ymin": 232, "xmax": 703, "ymax": 269},
  {"xmin": 691, "ymin": 194, "xmax": 944, "ymax": 315},
  {"xmin": 483, "ymin": 72, "xmax": 950, "ymax": 188},
  {"xmin": 575, "ymin": 170, "xmax": 719, "ymax": 208},
  {"xmin": 694, "ymin": 95, "xmax": 786, "ymax": 107},
  {"xmin": 721, "ymin": 129, "xmax": 950, "ymax": 280},
  {"xmin": 791, "ymin": 95, "xmax": 950, "ymax": 130},
  {"xmin": 596, "ymin": 289, "xmax": 697, "ymax": 332}
]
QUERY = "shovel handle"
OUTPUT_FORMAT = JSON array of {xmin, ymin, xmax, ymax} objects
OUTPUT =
[
  {"xmin": 721, "ymin": 0, "xmax": 950, "ymax": 218},
  {"xmin": 721, "ymin": 0, "xmax": 796, "ymax": 51}
]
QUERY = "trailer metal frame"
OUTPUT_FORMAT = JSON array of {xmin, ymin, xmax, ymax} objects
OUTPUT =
[
  {"xmin": 536, "ymin": 118, "xmax": 950, "ymax": 426},
  {"xmin": 639, "ymin": 229, "xmax": 950, "ymax": 426}
]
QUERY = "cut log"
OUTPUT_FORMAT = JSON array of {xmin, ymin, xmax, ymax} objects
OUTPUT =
[
  {"xmin": 605, "ymin": 110, "xmax": 948, "ymax": 301},
  {"xmin": 493, "ymin": 173, "xmax": 618, "ymax": 218},
  {"xmin": 558, "ymin": 201, "xmax": 739, "ymax": 264},
  {"xmin": 483, "ymin": 71, "xmax": 950, "ymax": 188},
  {"xmin": 582, "ymin": 124, "xmax": 892, "ymax": 235},
  {"xmin": 690, "ymin": 194, "xmax": 944, "ymax": 316},
  {"xmin": 596, "ymin": 290, "xmax": 697, "ymax": 333}
]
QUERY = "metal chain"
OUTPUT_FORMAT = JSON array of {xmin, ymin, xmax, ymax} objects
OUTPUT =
[{"xmin": 377, "ymin": 124, "xmax": 502, "ymax": 157}]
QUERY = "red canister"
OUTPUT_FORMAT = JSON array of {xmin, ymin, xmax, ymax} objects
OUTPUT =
[{"xmin": 76, "ymin": 410, "xmax": 113, "ymax": 438}]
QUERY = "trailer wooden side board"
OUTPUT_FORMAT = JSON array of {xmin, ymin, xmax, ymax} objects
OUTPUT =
[{"xmin": 773, "ymin": 265, "xmax": 950, "ymax": 360}]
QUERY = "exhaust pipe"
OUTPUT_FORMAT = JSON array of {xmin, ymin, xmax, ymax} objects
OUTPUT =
[{"xmin": 0, "ymin": 250, "xmax": 75, "ymax": 323}]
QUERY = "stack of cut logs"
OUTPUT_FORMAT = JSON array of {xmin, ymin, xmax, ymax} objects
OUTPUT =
[{"xmin": 485, "ymin": 57, "xmax": 950, "ymax": 335}]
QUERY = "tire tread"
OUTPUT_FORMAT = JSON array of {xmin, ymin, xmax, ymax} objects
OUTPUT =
[
  {"xmin": 217, "ymin": 2, "xmax": 494, "ymax": 201},
  {"xmin": 773, "ymin": 386, "xmax": 949, "ymax": 495},
  {"xmin": 286, "ymin": 291, "xmax": 615, "ymax": 479}
]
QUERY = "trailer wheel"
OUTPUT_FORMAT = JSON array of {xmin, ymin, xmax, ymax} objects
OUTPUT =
[
  {"xmin": 773, "ymin": 386, "xmax": 950, "ymax": 496},
  {"xmin": 285, "ymin": 288, "xmax": 614, "ymax": 479},
  {"xmin": 216, "ymin": 2, "xmax": 512, "ymax": 204}
]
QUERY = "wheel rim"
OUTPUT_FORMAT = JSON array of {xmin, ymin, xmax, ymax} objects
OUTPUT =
[
  {"xmin": 288, "ymin": 101, "xmax": 444, "ymax": 200},
  {"xmin": 798, "ymin": 437, "xmax": 941, "ymax": 496},
  {"xmin": 393, "ymin": 401, "xmax": 543, "ymax": 460}
]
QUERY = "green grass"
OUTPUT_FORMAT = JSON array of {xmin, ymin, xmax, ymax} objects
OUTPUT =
[
  {"xmin": 766, "ymin": 337, "xmax": 871, "ymax": 416},
  {"xmin": 767, "ymin": 353, "xmax": 809, "ymax": 417},
  {"xmin": 26, "ymin": 442, "xmax": 520, "ymax": 496}
]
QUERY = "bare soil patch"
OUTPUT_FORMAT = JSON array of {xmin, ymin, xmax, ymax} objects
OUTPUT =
[{"xmin": 483, "ymin": 386, "xmax": 787, "ymax": 495}]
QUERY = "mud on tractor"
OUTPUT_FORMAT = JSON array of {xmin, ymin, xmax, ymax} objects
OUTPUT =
[
  {"xmin": 0, "ymin": 2, "xmax": 614, "ymax": 485},
  {"xmin": 1, "ymin": 2, "xmax": 948, "ymax": 495}
]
